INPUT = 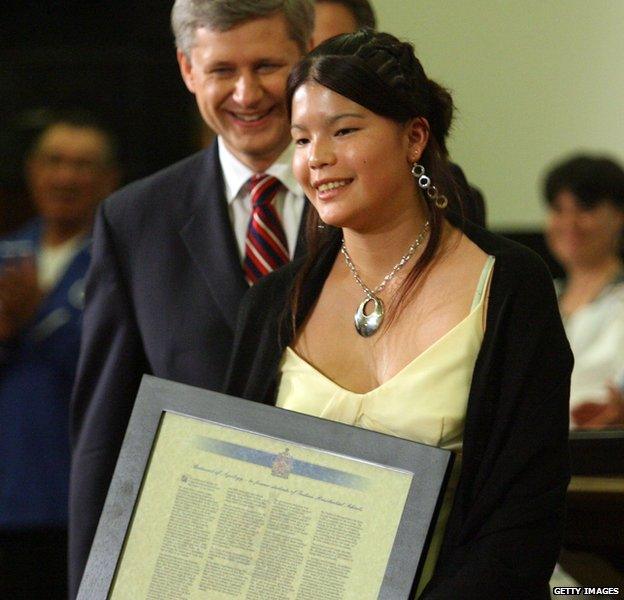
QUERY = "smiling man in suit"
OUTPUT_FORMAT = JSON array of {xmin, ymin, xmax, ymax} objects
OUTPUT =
[{"xmin": 68, "ymin": 1, "xmax": 314, "ymax": 596}]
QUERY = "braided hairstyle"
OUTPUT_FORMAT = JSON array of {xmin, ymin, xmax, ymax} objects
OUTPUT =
[{"xmin": 287, "ymin": 28, "xmax": 460, "ymax": 331}]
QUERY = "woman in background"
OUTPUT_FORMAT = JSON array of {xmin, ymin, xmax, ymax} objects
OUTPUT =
[
  {"xmin": 227, "ymin": 29, "xmax": 572, "ymax": 598},
  {"xmin": 544, "ymin": 155, "xmax": 624, "ymax": 429}
]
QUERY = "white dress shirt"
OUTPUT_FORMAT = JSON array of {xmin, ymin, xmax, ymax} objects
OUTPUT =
[
  {"xmin": 37, "ymin": 236, "xmax": 85, "ymax": 291},
  {"xmin": 559, "ymin": 276, "xmax": 624, "ymax": 419},
  {"xmin": 218, "ymin": 138, "xmax": 305, "ymax": 262}
]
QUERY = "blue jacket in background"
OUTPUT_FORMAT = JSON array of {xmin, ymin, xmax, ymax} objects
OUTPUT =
[{"xmin": 0, "ymin": 219, "xmax": 91, "ymax": 530}]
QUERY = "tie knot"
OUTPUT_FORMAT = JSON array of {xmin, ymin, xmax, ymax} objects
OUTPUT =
[{"xmin": 249, "ymin": 174, "xmax": 282, "ymax": 208}]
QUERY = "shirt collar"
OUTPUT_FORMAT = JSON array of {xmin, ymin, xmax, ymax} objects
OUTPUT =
[{"xmin": 218, "ymin": 137, "xmax": 300, "ymax": 204}]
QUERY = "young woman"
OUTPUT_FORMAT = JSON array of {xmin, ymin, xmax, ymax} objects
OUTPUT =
[
  {"xmin": 226, "ymin": 29, "xmax": 572, "ymax": 598},
  {"xmin": 544, "ymin": 155, "xmax": 624, "ymax": 429}
]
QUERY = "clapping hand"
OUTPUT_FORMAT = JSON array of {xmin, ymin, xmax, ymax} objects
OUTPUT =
[
  {"xmin": 571, "ymin": 384, "xmax": 624, "ymax": 430},
  {"xmin": 0, "ymin": 258, "xmax": 43, "ymax": 341}
]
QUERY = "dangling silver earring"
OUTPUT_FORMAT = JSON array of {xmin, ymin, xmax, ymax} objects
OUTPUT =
[{"xmin": 411, "ymin": 162, "xmax": 448, "ymax": 209}]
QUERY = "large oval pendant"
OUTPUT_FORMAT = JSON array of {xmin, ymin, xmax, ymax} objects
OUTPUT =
[{"xmin": 354, "ymin": 295, "xmax": 384, "ymax": 337}]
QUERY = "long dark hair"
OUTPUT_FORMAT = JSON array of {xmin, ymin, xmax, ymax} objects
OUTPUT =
[{"xmin": 287, "ymin": 28, "xmax": 461, "ymax": 332}]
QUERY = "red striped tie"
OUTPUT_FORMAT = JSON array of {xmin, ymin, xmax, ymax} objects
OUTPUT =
[{"xmin": 243, "ymin": 174, "xmax": 289, "ymax": 285}]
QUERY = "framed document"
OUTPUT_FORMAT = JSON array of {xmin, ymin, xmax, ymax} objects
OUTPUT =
[{"xmin": 79, "ymin": 375, "xmax": 453, "ymax": 599}]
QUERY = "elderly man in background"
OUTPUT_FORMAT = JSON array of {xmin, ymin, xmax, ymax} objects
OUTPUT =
[
  {"xmin": 69, "ymin": 1, "xmax": 314, "ymax": 596},
  {"xmin": 0, "ymin": 111, "xmax": 119, "ymax": 599}
]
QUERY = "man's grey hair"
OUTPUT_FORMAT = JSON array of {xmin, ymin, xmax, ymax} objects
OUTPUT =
[{"xmin": 171, "ymin": 0, "xmax": 315, "ymax": 57}]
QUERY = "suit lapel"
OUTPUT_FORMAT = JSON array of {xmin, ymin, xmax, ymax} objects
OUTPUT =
[
  {"xmin": 179, "ymin": 143, "xmax": 310, "ymax": 331},
  {"xmin": 179, "ymin": 143, "xmax": 247, "ymax": 331}
]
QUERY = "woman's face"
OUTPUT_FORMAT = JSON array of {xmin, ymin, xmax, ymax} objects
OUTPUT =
[
  {"xmin": 290, "ymin": 81, "xmax": 425, "ymax": 232},
  {"xmin": 545, "ymin": 189, "xmax": 624, "ymax": 269}
]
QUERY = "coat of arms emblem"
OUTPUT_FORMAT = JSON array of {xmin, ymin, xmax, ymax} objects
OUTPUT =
[{"xmin": 271, "ymin": 448, "xmax": 293, "ymax": 478}]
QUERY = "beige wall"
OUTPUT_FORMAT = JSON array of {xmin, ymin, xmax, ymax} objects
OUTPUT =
[{"xmin": 373, "ymin": 1, "xmax": 624, "ymax": 229}]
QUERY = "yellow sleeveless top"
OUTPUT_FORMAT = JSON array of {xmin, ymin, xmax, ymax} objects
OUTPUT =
[{"xmin": 275, "ymin": 255, "xmax": 495, "ymax": 596}]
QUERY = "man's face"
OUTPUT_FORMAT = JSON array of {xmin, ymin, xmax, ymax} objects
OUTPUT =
[
  {"xmin": 178, "ymin": 13, "xmax": 304, "ymax": 172},
  {"xmin": 313, "ymin": 2, "xmax": 359, "ymax": 47},
  {"xmin": 27, "ymin": 124, "xmax": 118, "ymax": 229}
]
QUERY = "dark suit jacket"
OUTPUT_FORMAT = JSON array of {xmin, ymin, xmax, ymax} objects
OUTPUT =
[
  {"xmin": 226, "ymin": 218, "xmax": 573, "ymax": 599},
  {"xmin": 69, "ymin": 142, "xmax": 304, "ymax": 597}
]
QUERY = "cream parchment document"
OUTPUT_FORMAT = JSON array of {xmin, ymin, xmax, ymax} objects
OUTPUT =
[{"xmin": 110, "ymin": 411, "xmax": 413, "ymax": 599}]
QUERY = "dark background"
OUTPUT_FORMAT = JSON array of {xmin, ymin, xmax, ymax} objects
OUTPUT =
[{"xmin": 1, "ymin": 2, "xmax": 199, "ymax": 206}]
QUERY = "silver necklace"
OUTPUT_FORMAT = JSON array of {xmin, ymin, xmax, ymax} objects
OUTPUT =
[{"xmin": 341, "ymin": 221, "xmax": 430, "ymax": 337}]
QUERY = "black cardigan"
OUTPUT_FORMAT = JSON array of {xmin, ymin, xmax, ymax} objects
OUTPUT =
[{"xmin": 225, "ymin": 219, "xmax": 573, "ymax": 599}]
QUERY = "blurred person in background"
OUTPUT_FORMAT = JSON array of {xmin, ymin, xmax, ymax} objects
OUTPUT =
[
  {"xmin": 544, "ymin": 154, "xmax": 624, "ymax": 429},
  {"xmin": 313, "ymin": 0, "xmax": 376, "ymax": 46},
  {"xmin": 0, "ymin": 110, "xmax": 119, "ymax": 599}
]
